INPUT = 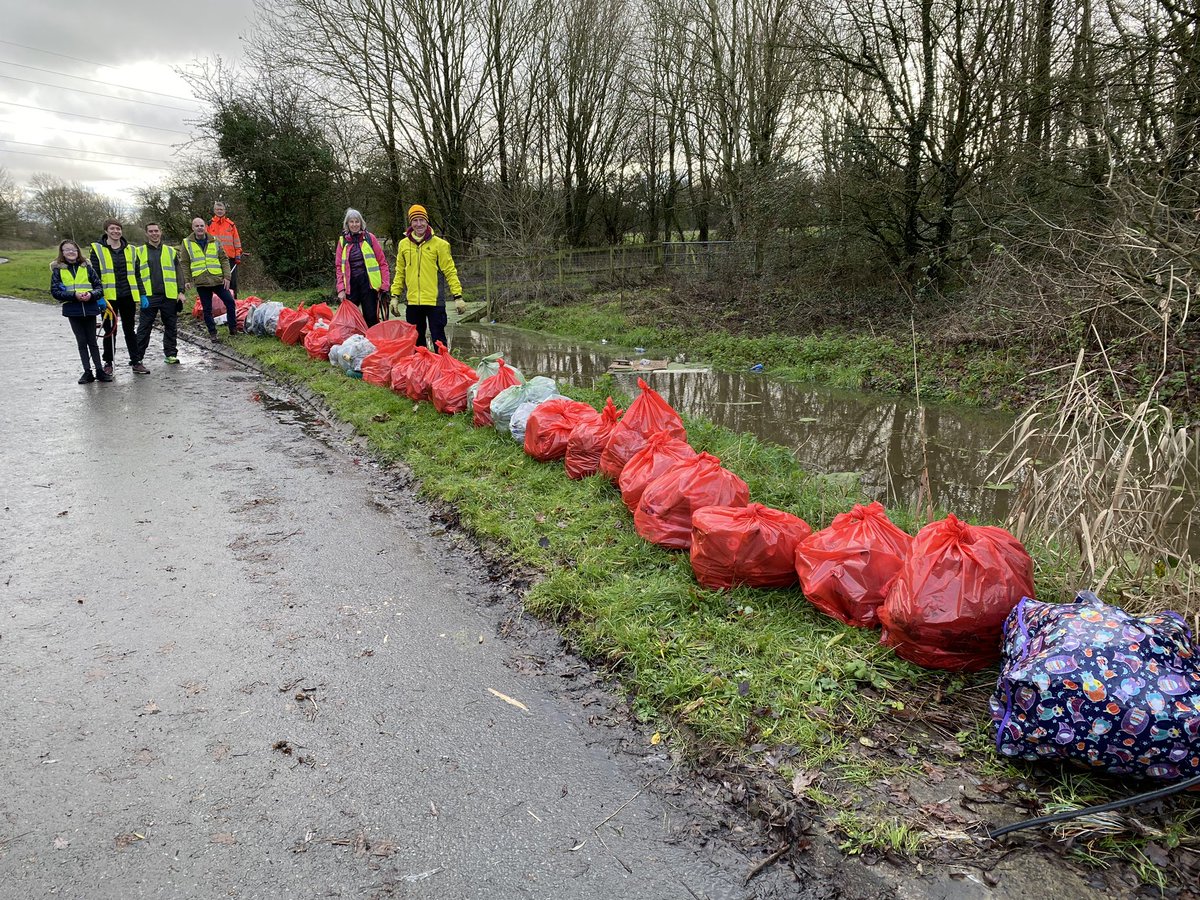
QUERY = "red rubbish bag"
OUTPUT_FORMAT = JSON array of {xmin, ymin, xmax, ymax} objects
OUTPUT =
[
  {"xmin": 565, "ymin": 398, "xmax": 622, "ymax": 479},
  {"xmin": 361, "ymin": 336, "xmax": 417, "ymax": 387},
  {"xmin": 472, "ymin": 360, "xmax": 523, "ymax": 427},
  {"xmin": 599, "ymin": 378, "xmax": 687, "ymax": 481},
  {"xmin": 634, "ymin": 453, "xmax": 749, "ymax": 550},
  {"xmin": 303, "ymin": 323, "xmax": 335, "ymax": 359},
  {"xmin": 278, "ymin": 312, "xmax": 311, "ymax": 346},
  {"xmin": 795, "ymin": 502, "xmax": 913, "ymax": 628},
  {"xmin": 308, "ymin": 302, "xmax": 335, "ymax": 321},
  {"xmin": 327, "ymin": 299, "xmax": 369, "ymax": 343},
  {"xmin": 366, "ymin": 320, "xmax": 417, "ymax": 346},
  {"xmin": 690, "ymin": 504, "xmax": 812, "ymax": 590},
  {"xmin": 191, "ymin": 296, "xmax": 203, "ymax": 318},
  {"xmin": 393, "ymin": 346, "xmax": 437, "ymax": 401},
  {"xmin": 523, "ymin": 399, "xmax": 600, "ymax": 462},
  {"xmin": 618, "ymin": 432, "xmax": 698, "ymax": 513},
  {"xmin": 429, "ymin": 342, "xmax": 479, "ymax": 414},
  {"xmin": 878, "ymin": 514, "xmax": 1034, "ymax": 671}
]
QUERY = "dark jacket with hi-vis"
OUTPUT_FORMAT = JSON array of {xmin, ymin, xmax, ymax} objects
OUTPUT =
[
  {"xmin": 135, "ymin": 241, "xmax": 185, "ymax": 301},
  {"xmin": 178, "ymin": 234, "xmax": 231, "ymax": 288},
  {"xmin": 50, "ymin": 261, "xmax": 103, "ymax": 317}
]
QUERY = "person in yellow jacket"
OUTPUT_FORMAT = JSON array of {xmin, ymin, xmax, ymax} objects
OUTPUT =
[{"xmin": 389, "ymin": 204, "xmax": 464, "ymax": 350}]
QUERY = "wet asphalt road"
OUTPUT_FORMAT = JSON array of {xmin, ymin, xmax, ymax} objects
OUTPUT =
[{"xmin": 0, "ymin": 298, "xmax": 797, "ymax": 899}]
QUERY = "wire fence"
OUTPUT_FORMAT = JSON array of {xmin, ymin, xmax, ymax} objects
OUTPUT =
[{"xmin": 455, "ymin": 241, "xmax": 755, "ymax": 308}]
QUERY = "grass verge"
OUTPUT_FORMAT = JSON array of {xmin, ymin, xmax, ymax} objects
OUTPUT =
[
  {"xmin": 0, "ymin": 246, "xmax": 57, "ymax": 300},
  {"xmin": 222, "ymin": 323, "xmax": 1194, "ymax": 889}
]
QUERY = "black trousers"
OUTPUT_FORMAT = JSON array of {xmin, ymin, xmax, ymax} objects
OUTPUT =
[
  {"xmin": 68, "ymin": 315, "xmax": 103, "ymax": 373},
  {"xmin": 348, "ymin": 272, "xmax": 380, "ymax": 327},
  {"xmin": 136, "ymin": 298, "xmax": 179, "ymax": 360},
  {"xmin": 405, "ymin": 304, "xmax": 447, "ymax": 350},
  {"xmin": 228, "ymin": 264, "xmax": 239, "ymax": 299},
  {"xmin": 102, "ymin": 295, "xmax": 139, "ymax": 365}
]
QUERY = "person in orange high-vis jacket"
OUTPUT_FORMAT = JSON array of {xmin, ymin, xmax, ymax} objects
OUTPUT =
[{"xmin": 209, "ymin": 200, "xmax": 243, "ymax": 298}]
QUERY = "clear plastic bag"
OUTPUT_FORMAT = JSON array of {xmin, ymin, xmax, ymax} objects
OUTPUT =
[
  {"xmin": 509, "ymin": 396, "xmax": 562, "ymax": 443},
  {"xmin": 330, "ymin": 334, "xmax": 377, "ymax": 374},
  {"xmin": 490, "ymin": 376, "xmax": 558, "ymax": 435}
]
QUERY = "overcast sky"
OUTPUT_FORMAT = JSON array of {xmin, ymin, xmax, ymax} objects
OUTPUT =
[{"xmin": 0, "ymin": 0, "xmax": 257, "ymax": 207}]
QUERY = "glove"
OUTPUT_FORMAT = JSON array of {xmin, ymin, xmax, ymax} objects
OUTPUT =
[
  {"xmin": 454, "ymin": 297, "xmax": 466, "ymax": 316},
  {"xmin": 175, "ymin": 299, "xmax": 184, "ymax": 313},
  {"xmin": 97, "ymin": 298, "xmax": 107, "ymax": 310},
  {"xmin": 390, "ymin": 298, "xmax": 403, "ymax": 318},
  {"xmin": 140, "ymin": 295, "xmax": 149, "ymax": 309}
]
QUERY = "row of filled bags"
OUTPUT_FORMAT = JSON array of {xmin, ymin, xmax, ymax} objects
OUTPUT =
[{"xmin": 246, "ymin": 299, "xmax": 1035, "ymax": 674}]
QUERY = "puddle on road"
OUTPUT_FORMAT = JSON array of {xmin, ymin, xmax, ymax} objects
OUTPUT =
[{"xmin": 252, "ymin": 389, "xmax": 330, "ymax": 441}]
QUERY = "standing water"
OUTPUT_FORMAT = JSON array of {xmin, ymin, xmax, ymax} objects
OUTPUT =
[{"xmin": 449, "ymin": 323, "xmax": 1017, "ymax": 524}]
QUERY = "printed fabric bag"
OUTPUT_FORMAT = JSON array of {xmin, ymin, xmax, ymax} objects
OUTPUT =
[{"xmin": 991, "ymin": 591, "xmax": 1200, "ymax": 781}]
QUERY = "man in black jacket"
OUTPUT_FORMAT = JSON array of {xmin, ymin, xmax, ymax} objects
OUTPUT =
[
  {"xmin": 90, "ymin": 219, "xmax": 142, "ymax": 375},
  {"xmin": 134, "ymin": 222, "xmax": 186, "ymax": 368}
]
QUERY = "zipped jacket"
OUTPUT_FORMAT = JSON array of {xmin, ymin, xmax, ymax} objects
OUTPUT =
[
  {"xmin": 389, "ymin": 227, "xmax": 462, "ymax": 307},
  {"xmin": 50, "ymin": 261, "xmax": 103, "ymax": 317},
  {"xmin": 335, "ymin": 230, "xmax": 391, "ymax": 294},
  {"xmin": 209, "ymin": 215, "xmax": 242, "ymax": 262}
]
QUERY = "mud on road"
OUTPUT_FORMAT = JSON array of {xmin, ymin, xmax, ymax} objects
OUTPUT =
[{"xmin": 2, "ymin": 298, "xmax": 862, "ymax": 899}]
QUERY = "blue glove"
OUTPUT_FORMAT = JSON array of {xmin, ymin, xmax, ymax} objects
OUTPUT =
[
  {"xmin": 97, "ymin": 298, "xmax": 107, "ymax": 310},
  {"xmin": 140, "ymin": 295, "xmax": 149, "ymax": 309}
]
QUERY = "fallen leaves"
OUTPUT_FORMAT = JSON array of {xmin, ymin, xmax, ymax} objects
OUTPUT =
[
  {"xmin": 139, "ymin": 701, "xmax": 160, "ymax": 716},
  {"xmin": 52, "ymin": 836, "xmax": 69, "ymax": 850},
  {"xmin": 114, "ymin": 832, "xmax": 144, "ymax": 851},
  {"xmin": 210, "ymin": 832, "xmax": 236, "ymax": 846},
  {"xmin": 790, "ymin": 769, "xmax": 820, "ymax": 796}
]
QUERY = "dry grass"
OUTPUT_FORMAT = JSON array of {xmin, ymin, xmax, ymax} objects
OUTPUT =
[{"xmin": 993, "ymin": 348, "xmax": 1198, "ymax": 626}]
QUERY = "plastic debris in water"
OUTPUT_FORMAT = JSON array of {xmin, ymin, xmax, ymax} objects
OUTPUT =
[
  {"xmin": 600, "ymin": 339, "xmax": 609, "ymax": 344},
  {"xmin": 749, "ymin": 363, "xmax": 765, "ymax": 372},
  {"xmin": 634, "ymin": 346, "xmax": 646, "ymax": 354}
]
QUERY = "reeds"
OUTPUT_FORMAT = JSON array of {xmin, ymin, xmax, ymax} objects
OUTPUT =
[{"xmin": 992, "ymin": 349, "xmax": 1197, "ymax": 625}]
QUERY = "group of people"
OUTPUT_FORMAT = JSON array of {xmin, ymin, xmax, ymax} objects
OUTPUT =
[
  {"xmin": 54, "ymin": 200, "xmax": 465, "ymax": 384},
  {"xmin": 335, "ymin": 204, "xmax": 464, "ymax": 350},
  {"xmin": 51, "ymin": 201, "xmax": 244, "ymax": 383}
]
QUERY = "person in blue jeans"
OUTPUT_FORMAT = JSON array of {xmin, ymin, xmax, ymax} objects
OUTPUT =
[
  {"xmin": 179, "ymin": 216, "xmax": 236, "ymax": 338},
  {"xmin": 50, "ymin": 239, "xmax": 112, "ymax": 383}
]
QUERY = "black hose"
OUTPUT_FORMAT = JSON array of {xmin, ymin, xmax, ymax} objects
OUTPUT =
[{"xmin": 989, "ymin": 774, "xmax": 1200, "ymax": 839}]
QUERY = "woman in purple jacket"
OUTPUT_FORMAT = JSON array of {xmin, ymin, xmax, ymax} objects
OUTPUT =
[
  {"xmin": 334, "ymin": 208, "xmax": 391, "ymax": 327},
  {"xmin": 50, "ymin": 239, "xmax": 111, "ymax": 384}
]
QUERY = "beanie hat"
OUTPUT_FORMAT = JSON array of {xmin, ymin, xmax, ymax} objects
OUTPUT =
[{"xmin": 407, "ymin": 204, "xmax": 428, "ymax": 221}]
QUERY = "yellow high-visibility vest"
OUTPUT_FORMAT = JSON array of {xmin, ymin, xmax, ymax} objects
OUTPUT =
[
  {"xmin": 135, "ymin": 243, "xmax": 180, "ymax": 299},
  {"xmin": 90, "ymin": 242, "xmax": 137, "ymax": 302},
  {"xmin": 184, "ymin": 237, "xmax": 223, "ymax": 277},
  {"xmin": 338, "ymin": 235, "xmax": 382, "ymax": 290}
]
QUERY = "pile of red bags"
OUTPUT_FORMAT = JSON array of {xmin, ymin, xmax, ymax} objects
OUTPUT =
[
  {"xmin": 473, "ymin": 360, "xmax": 523, "ymax": 427},
  {"xmin": 599, "ymin": 379, "xmax": 687, "ymax": 481},
  {"xmin": 795, "ymin": 502, "xmax": 912, "ymax": 628},
  {"xmin": 359, "ymin": 321, "xmax": 420, "ymax": 388},
  {"xmin": 619, "ymin": 433, "xmax": 698, "ymax": 513},
  {"xmin": 878, "ymin": 514, "xmax": 1034, "ymax": 671},
  {"xmin": 565, "ymin": 398, "xmax": 622, "ymax": 479},
  {"xmin": 634, "ymin": 453, "xmax": 749, "ymax": 550},
  {"xmin": 429, "ymin": 343, "xmax": 479, "ymax": 414},
  {"xmin": 524, "ymin": 399, "xmax": 601, "ymax": 462},
  {"xmin": 691, "ymin": 504, "xmax": 812, "ymax": 589},
  {"xmin": 393, "ymin": 346, "xmax": 437, "ymax": 400}
]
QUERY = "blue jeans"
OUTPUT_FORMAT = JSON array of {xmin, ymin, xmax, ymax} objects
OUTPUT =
[{"xmin": 198, "ymin": 285, "xmax": 237, "ymax": 334}]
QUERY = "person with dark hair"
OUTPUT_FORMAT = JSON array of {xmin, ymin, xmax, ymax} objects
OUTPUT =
[
  {"xmin": 209, "ymin": 200, "xmax": 242, "ymax": 298},
  {"xmin": 335, "ymin": 207, "xmax": 391, "ymax": 327},
  {"xmin": 389, "ymin": 204, "xmax": 464, "ymax": 350},
  {"xmin": 180, "ymin": 216, "xmax": 237, "ymax": 339},
  {"xmin": 50, "ymin": 239, "xmax": 112, "ymax": 383},
  {"xmin": 89, "ymin": 218, "xmax": 142, "ymax": 375},
  {"xmin": 134, "ymin": 222, "xmax": 185, "ymax": 367}
]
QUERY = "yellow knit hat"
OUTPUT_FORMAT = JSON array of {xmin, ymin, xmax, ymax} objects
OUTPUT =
[{"xmin": 407, "ymin": 204, "xmax": 428, "ymax": 221}]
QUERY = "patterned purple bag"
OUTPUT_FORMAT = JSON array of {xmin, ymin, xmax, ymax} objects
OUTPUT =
[{"xmin": 991, "ymin": 591, "xmax": 1200, "ymax": 781}]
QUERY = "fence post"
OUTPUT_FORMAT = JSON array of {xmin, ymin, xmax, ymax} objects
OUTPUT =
[
  {"xmin": 484, "ymin": 256, "xmax": 492, "ymax": 318},
  {"xmin": 609, "ymin": 246, "xmax": 614, "ymax": 279}
]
